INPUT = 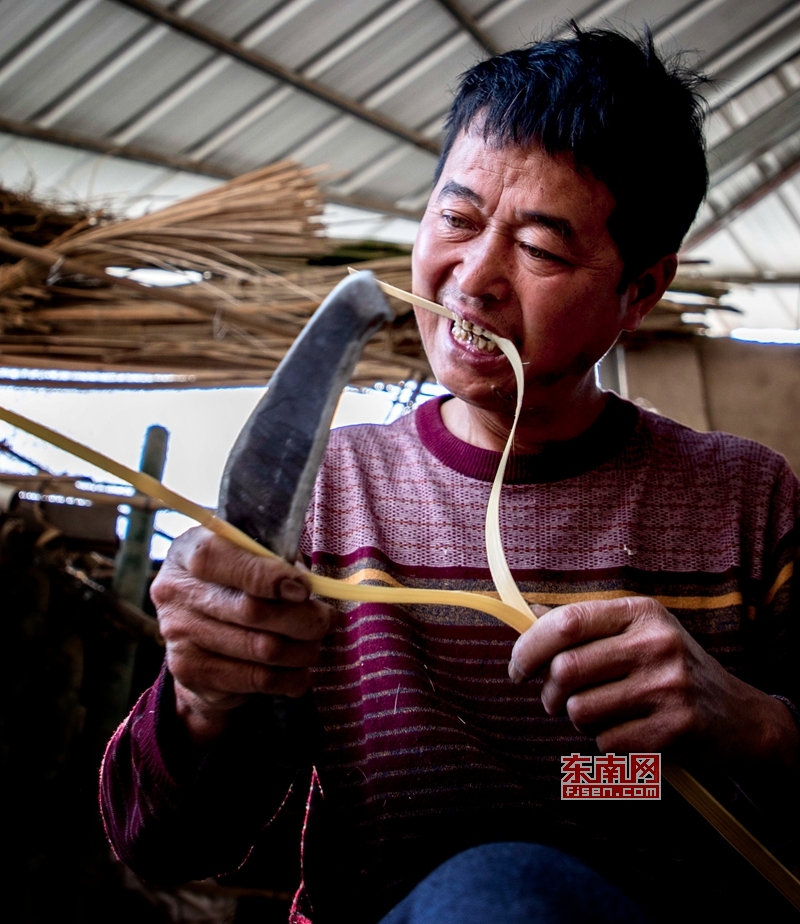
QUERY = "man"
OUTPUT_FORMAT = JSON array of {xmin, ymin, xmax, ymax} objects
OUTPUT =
[{"xmin": 101, "ymin": 27, "xmax": 800, "ymax": 924}]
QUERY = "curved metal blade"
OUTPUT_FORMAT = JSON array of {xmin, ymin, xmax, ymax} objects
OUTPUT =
[{"xmin": 217, "ymin": 271, "xmax": 394, "ymax": 560}]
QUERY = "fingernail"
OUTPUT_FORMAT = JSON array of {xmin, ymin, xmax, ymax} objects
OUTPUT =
[
  {"xmin": 508, "ymin": 660, "xmax": 523, "ymax": 685},
  {"xmin": 278, "ymin": 578, "xmax": 308, "ymax": 602}
]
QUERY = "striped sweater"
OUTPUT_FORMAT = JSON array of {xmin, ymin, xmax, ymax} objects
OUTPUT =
[{"xmin": 101, "ymin": 395, "xmax": 800, "ymax": 923}]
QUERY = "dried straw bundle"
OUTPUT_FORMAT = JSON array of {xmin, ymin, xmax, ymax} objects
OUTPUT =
[
  {"xmin": 0, "ymin": 187, "xmax": 94, "ymax": 254},
  {"xmin": 0, "ymin": 244, "xmax": 422, "ymax": 386},
  {"xmin": 0, "ymin": 164, "xmax": 428, "ymax": 387},
  {"xmin": 0, "ymin": 161, "xmax": 329, "ymax": 289},
  {"xmin": 58, "ymin": 160, "xmax": 331, "ymax": 275}
]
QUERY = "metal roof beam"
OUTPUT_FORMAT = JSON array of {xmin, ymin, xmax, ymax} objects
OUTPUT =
[
  {"xmin": 564, "ymin": 0, "xmax": 634, "ymax": 30},
  {"xmin": 654, "ymin": 0, "xmax": 731, "ymax": 43},
  {"xmin": 707, "ymin": 84, "xmax": 800, "ymax": 185},
  {"xmin": 334, "ymin": 0, "xmax": 716, "ymax": 197},
  {"xmin": 192, "ymin": 0, "xmax": 532, "ymax": 172},
  {"xmin": 31, "ymin": 0, "xmax": 215, "ymax": 129},
  {"xmin": 0, "ymin": 0, "xmax": 102, "ymax": 90},
  {"xmin": 702, "ymin": 0, "xmax": 800, "ymax": 109},
  {"xmin": 432, "ymin": 0, "xmax": 501, "ymax": 56},
  {"xmin": 709, "ymin": 45, "xmax": 800, "ymax": 116},
  {"xmin": 111, "ymin": 0, "xmax": 440, "ymax": 156},
  {"xmin": 0, "ymin": 116, "xmax": 425, "ymax": 222},
  {"xmin": 576, "ymin": 0, "xmax": 800, "ymax": 116},
  {"xmin": 297, "ymin": 109, "xmax": 441, "ymax": 200},
  {"xmin": 115, "ymin": 0, "xmax": 393, "ymax": 147},
  {"xmin": 324, "ymin": 192, "xmax": 425, "ymax": 221},
  {"xmin": 326, "ymin": 0, "xmax": 719, "ymax": 198},
  {"xmin": 194, "ymin": 0, "xmax": 533, "ymax": 168},
  {"xmin": 684, "ymin": 151, "xmax": 800, "ymax": 250},
  {"xmin": 0, "ymin": 115, "xmax": 233, "ymax": 178},
  {"xmin": 187, "ymin": 0, "xmax": 425, "ymax": 161},
  {"xmin": 703, "ymin": 0, "xmax": 800, "ymax": 99}
]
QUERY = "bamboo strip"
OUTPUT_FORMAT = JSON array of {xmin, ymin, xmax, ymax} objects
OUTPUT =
[
  {"xmin": 0, "ymin": 405, "xmax": 533, "ymax": 633},
  {"xmin": 663, "ymin": 763, "xmax": 800, "ymax": 909},
  {"xmin": 358, "ymin": 265, "xmax": 532, "ymax": 619},
  {"xmin": 483, "ymin": 335, "xmax": 532, "ymax": 617},
  {"xmin": 1, "ymin": 330, "xmax": 797, "ymax": 907},
  {"xmin": 360, "ymin": 277, "xmax": 800, "ymax": 911}
]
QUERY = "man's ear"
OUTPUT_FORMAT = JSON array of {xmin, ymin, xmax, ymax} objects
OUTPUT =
[{"xmin": 620, "ymin": 253, "xmax": 678, "ymax": 332}]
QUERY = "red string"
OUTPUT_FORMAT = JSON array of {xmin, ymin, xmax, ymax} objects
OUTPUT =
[{"xmin": 288, "ymin": 766, "xmax": 323, "ymax": 924}]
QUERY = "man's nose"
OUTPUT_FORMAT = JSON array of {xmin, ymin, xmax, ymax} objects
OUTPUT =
[{"xmin": 452, "ymin": 230, "xmax": 512, "ymax": 303}]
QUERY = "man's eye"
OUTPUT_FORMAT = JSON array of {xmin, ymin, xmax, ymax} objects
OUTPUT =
[
  {"xmin": 522, "ymin": 243, "xmax": 561, "ymax": 262},
  {"xmin": 441, "ymin": 212, "xmax": 473, "ymax": 230}
]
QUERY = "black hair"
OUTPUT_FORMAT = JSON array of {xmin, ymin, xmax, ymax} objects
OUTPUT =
[{"xmin": 435, "ymin": 25, "xmax": 709, "ymax": 283}]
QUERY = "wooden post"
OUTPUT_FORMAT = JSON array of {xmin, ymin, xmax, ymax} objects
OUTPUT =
[
  {"xmin": 113, "ymin": 425, "xmax": 169, "ymax": 605},
  {"xmin": 100, "ymin": 425, "xmax": 169, "ymax": 741}
]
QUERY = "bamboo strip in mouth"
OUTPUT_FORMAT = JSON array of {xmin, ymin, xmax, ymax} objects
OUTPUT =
[
  {"xmin": 0, "ymin": 274, "xmax": 797, "ymax": 908},
  {"xmin": 351, "ymin": 274, "xmax": 800, "ymax": 912},
  {"xmin": 0, "ymin": 408, "xmax": 798, "ymax": 909}
]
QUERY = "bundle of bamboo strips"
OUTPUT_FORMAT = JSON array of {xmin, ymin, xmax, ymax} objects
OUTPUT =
[
  {"xmin": 0, "ymin": 165, "xmax": 427, "ymax": 387},
  {"xmin": 0, "ymin": 161, "xmax": 329, "ymax": 287},
  {"xmin": 0, "ymin": 244, "xmax": 423, "ymax": 385},
  {"xmin": 0, "ymin": 187, "xmax": 93, "ymax": 255}
]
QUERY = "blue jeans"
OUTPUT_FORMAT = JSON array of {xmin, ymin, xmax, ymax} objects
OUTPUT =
[{"xmin": 379, "ymin": 842, "xmax": 652, "ymax": 924}]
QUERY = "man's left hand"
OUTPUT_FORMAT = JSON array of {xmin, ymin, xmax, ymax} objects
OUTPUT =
[{"xmin": 508, "ymin": 597, "xmax": 799, "ymax": 770}]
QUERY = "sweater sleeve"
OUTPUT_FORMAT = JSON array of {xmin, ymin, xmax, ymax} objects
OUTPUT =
[
  {"xmin": 99, "ymin": 665, "xmax": 322, "ymax": 886},
  {"xmin": 719, "ymin": 459, "xmax": 800, "ymax": 845},
  {"xmin": 748, "ymin": 458, "xmax": 800, "ymax": 710}
]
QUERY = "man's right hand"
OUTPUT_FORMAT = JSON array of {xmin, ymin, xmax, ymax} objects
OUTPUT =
[{"xmin": 150, "ymin": 526, "xmax": 335, "ymax": 745}]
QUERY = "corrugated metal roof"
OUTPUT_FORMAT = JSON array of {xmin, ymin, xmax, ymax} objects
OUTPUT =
[{"xmin": 0, "ymin": 0, "xmax": 796, "ymax": 335}]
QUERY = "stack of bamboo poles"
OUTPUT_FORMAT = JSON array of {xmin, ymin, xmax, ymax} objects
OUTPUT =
[
  {"xmin": 0, "ymin": 162, "xmax": 426, "ymax": 387},
  {"xmin": 0, "ymin": 253, "xmax": 421, "ymax": 387},
  {"xmin": 634, "ymin": 277, "xmax": 739, "ymax": 335}
]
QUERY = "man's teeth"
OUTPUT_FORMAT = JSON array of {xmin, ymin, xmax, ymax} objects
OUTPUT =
[{"xmin": 451, "ymin": 317, "xmax": 497, "ymax": 352}]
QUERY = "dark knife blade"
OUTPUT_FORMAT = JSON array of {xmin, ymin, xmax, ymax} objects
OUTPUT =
[{"xmin": 217, "ymin": 270, "xmax": 394, "ymax": 560}]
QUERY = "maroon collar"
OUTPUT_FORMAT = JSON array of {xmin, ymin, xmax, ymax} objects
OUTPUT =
[{"xmin": 414, "ymin": 394, "xmax": 639, "ymax": 484}]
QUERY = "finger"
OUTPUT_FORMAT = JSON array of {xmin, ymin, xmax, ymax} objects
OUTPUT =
[
  {"xmin": 163, "ymin": 610, "xmax": 323, "ymax": 669},
  {"xmin": 158, "ymin": 573, "xmax": 334, "ymax": 638},
  {"xmin": 594, "ymin": 712, "xmax": 690, "ymax": 757},
  {"xmin": 540, "ymin": 637, "xmax": 638, "ymax": 715},
  {"xmin": 509, "ymin": 597, "xmax": 647, "ymax": 681},
  {"xmin": 165, "ymin": 527, "xmax": 311, "ymax": 601},
  {"xmin": 563, "ymin": 657, "xmax": 697, "ymax": 746},
  {"xmin": 168, "ymin": 642, "xmax": 313, "ymax": 700},
  {"xmin": 563, "ymin": 675, "xmax": 654, "ymax": 737}
]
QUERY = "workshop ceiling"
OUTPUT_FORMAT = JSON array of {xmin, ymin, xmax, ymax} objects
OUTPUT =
[{"xmin": 0, "ymin": 0, "xmax": 798, "ymax": 333}]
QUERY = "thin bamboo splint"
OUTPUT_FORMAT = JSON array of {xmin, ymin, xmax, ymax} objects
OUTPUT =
[
  {"xmin": 0, "ymin": 279, "xmax": 797, "ymax": 909},
  {"xmin": 356, "ymin": 275, "xmax": 800, "ymax": 912},
  {"xmin": 0, "ymin": 404, "xmax": 533, "ymax": 632}
]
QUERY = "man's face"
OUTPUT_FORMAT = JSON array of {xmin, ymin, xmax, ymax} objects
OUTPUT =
[{"xmin": 412, "ymin": 129, "xmax": 645, "ymax": 414}]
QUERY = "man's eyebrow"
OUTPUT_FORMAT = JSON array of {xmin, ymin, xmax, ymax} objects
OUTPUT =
[
  {"xmin": 436, "ymin": 182, "xmax": 573, "ymax": 241},
  {"xmin": 518, "ymin": 211, "xmax": 573, "ymax": 240},
  {"xmin": 436, "ymin": 180, "xmax": 484, "ymax": 207}
]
